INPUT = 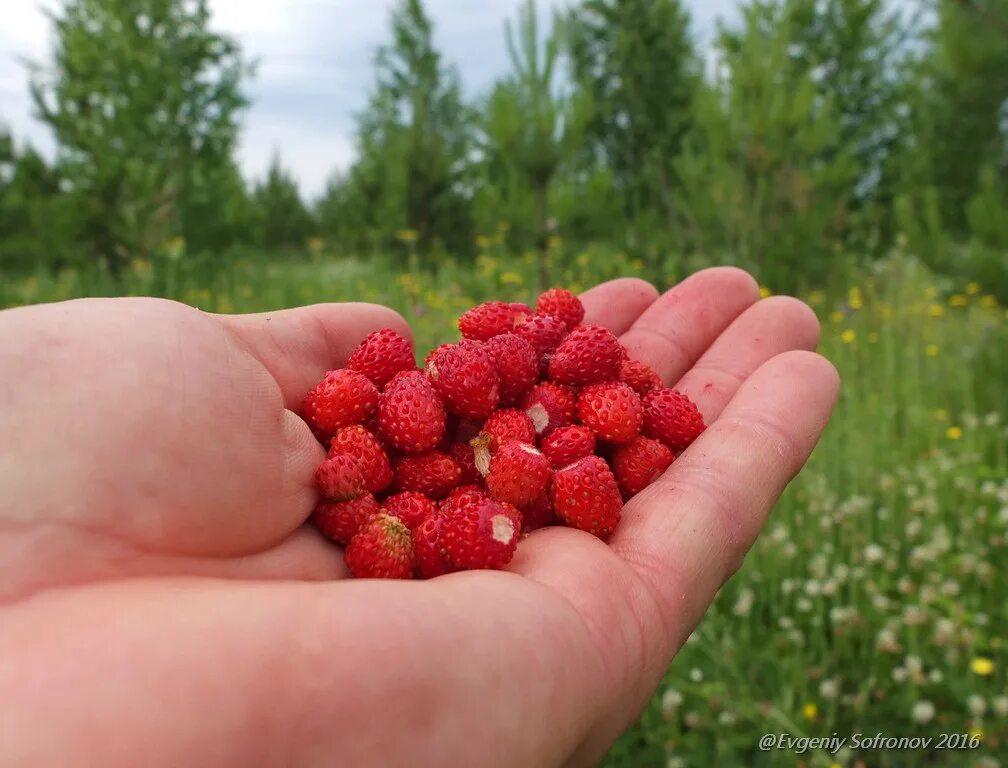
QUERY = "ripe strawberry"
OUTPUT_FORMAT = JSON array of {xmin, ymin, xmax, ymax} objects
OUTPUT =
[
  {"xmin": 313, "ymin": 493, "xmax": 380, "ymax": 545},
  {"xmin": 383, "ymin": 491, "xmax": 437, "ymax": 530},
  {"xmin": 425, "ymin": 340, "xmax": 500, "ymax": 419},
  {"xmin": 548, "ymin": 324, "xmax": 623, "ymax": 386},
  {"xmin": 302, "ymin": 369, "xmax": 379, "ymax": 438},
  {"xmin": 440, "ymin": 484, "xmax": 488, "ymax": 511},
  {"xmin": 459, "ymin": 301, "xmax": 525, "ymax": 341},
  {"xmin": 412, "ymin": 511, "xmax": 454, "ymax": 578},
  {"xmin": 612, "ymin": 436, "xmax": 674, "ymax": 496},
  {"xmin": 522, "ymin": 492, "xmax": 554, "ymax": 531},
  {"xmin": 315, "ymin": 453, "xmax": 366, "ymax": 501},
  {"xmin": 346, "ymin": 328, "xmax": 415, "ymax": 388},
  {"xmin": 378, "ymin": 370, "xmax": 446, "ymax": 453},
  {"xmin": 484, "ymin": 333, "xmax": 538, "ymax": 405},
  {"xmin": 514, "ymin": 312, "xmax": 569, "ymax": 357},
  {"xmin": 392, "ymin": 450, "xmax": 462, "ymax": 499},
  {"xmin": 536, "ymin": 287, "xmax": 585, "ymax": 330},
  {"xmin": 508, "ymin": 302, "xmax": 534, "ymax": 321},
  {"xmin": 448, "ymin": 441, "xmax": 482, "ymax": 484},
  {"xmin": 551, "ymin": 455, "xmax": 623, "ymax": 538},
  {"xmin": 442, "ymin": 496, "xmax": 523, "ymax": 570},
  {"xmin": 576, "ymin": 381, "xmax": 643, "ymax": 444},
  {"xmin": 619, "ymin": 358, "xmax": 662, "ymax": 396},
  {"xmin": 641, "ymin": 387, "xmax": 706, "ymax": 451},
  {"xmin": 329, "ymin": 425, "xmax": 393, "ymax": 493},
  {"xmin": 344, "ymin": 512, "xmax": 414, "ymax": 579},
  {"xmin": 540, "ymin": 424, "xmax": 596, "ymax": 469},
  {"xmin": 480, "ymin": 408, "xmax": 537, "ymax": 451},
  {"xmin": 486, "ymin": 441, "xmax": 552, "ymax": 508},
  {"xmin": 521, "ymin": 381, "xmax": 576, "ymax": 435}
]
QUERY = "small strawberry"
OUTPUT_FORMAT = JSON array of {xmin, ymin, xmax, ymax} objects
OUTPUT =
[
  {"xmin": 486, "ymin": 440, "xmax": 552, "ymax": 508},
  {"xmin": 301, "ymin": 369, "xmax": 379, "ymax": 439},
  {"xmin": 514, "ymin": 312, "xmax": 569, "ymax": 357},
  {"xmin": 328, "ymin": 425, "xmax": 393, "ymax": 493},
  {"xmin": 440, "ymin": 484, "xmax": 488, "ymax": 511},
  {"xmin": 540, "ymin": 424, "xmax": 596, "ymax": 469},
  {"xmin": 484, "ymin": 333, "xmax": 538, "ymax": 405},
  {"xmin": 412, "ymin": 511, "xmax": 454, "ymax": 578},
  {"xmin": 442, "ymin": 496, "xmax": 523, "ymax": 570},
  {"xmin": 383, "ymin": 491, "xmax": 437, "ymax": 530},
  {"xmin": 459, "ymin": 301, "xmax": 526, "ymax": 341},
  {"xmin": 548, "ymin": 324, "xmax": 623, "ymax": 386},
  {"xmin": 425, "ymin": 340, "xmax": 500, "ymax": 419},
  {"xmin": 612, "ymin": 436, "xmax": 674, "ymax": 496},
  {"xmin": 536, "ymin": 287, "xmax": 585, "ymax": 330},
  {"xmin": 522, "ymin": 491, "xmax": 554, "ymax": 531},
  {"xmin": 619, "ymin": 358, "xmax": 662, "ymax": 396},
  {"xmin": 448, "ymin": 441, "xmax": 482, "ymax": 485},
  {"xmin": 480, "ymin": 408, "xmax": 537, "ymax": 451},
  {"xmin": 315, "ymin": 453, "xmax": 366, "ymax": 501},
  {"xmin": 378, "ymin": 370, "xmax": 446, "ymax": 453},
  {"xmin": 521, "ymin": 382, "xmax": 577, "ymax": 435},
  {"xmin": 551, "ymin": 455, "xmax": 623, "ymax": 538},
  {"xmin": 313, "ymin": 493, "xmax": 379, "ymax": 545},
  {"xmin": 344, "ymin": 512, "xmax": 415, "ymax": 579},
  {"xmin": 392, "ymin": 450, "xmax": 462, "ymax": 499},
  {"xmin": 346, "ymin": 328, "xmax": 416, "ymax": 388},
  {"xmin": 641, "ymin": 387, "xmax": 706, "ymax": 451},
  {"xmin": 576, "ymin": 381, "xmax": 643, "ymax": 444}
]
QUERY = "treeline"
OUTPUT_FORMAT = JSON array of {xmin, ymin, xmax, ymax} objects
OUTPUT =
[{"xmin": 1, "ymin": 0, "xmax": 1006, "ymax": 293}]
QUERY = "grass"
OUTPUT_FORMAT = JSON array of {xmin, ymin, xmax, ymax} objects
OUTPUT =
[{"xmin": 2, "ymin": 245, "xmax": 1006, "ymax": 767}]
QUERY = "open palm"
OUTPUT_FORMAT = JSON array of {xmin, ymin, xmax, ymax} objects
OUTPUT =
[{"xmin": 0, "ymin": 269, "xmax": 837, "ymax": 767}]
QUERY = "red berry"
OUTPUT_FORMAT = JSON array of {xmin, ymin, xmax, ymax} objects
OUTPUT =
[
  {"xmin": 448, "ymin": 441, "xmax": 482, "ymax": 485},
  {"xmin": 481, "ymin": 408, "xmax": 537, "ymax": 451},
  {"xmin": 484, "ymin": 333, "xmax": 538, "ymax": 405},
  {"xmin": 313, "ymin": 493, "xmax": 380, "ymax": 545},
  {"xmin": 540, "ymin": 424, "xmax": 596, "ymax": 468},
  {"xmin": 551, "ymin": 456, "xmax": 623, "ymax": 538},
  {"xmin": 412, "ymin": 512, "xmax": 455, "ymax": 578},
  {"xmin": 440, "ymin": 484, "xmax": 489, "ymax": 512},
  {"xmin": 612, "ymin": 436, "xmax": 674, "ymax": 497},
  {"xmin": 329, "ymin": 425, "xmax": 393, "ymax": 493},
  {"xmin": 377, "ymin": 370, "xmax": 446, "ymax": 453},
  {"xmin": 392, "ymin": 450, "xmax": 462, "ymax": 499},
  {"xmin": 508, "ymin": 302, "xmax": 534, "ymax": 321},
  {"xmin": 576, "ymin": 381, "xmax": 643, "ymax": 444},
  {"xmin": 522, "ymin": 492, "xmax": 555, "ymax": 531},
  {"xmin": 459, "ymin": 301, "xmax": 525, "ymax": 341},
  {"xmin": 383, "ymin": 491, "xmax": 437, "ymax": 530},
  {"xmin": 641, "ymin": 388, "xmax": 706, "ymax": 451},
  {"xmin": 486, "ymin": 441, "xmax": 552, "ymax": 508},
  {"xmin": 301, "ymin": 369, "xmax": 379, "ymax": 439},
  {"xmin": 620, "ymin": 358, "xmax": 662, "ymax": 396},
  {"xmin": 315, "ymin": 453, "xmax": 366, "ymax": 501},
  {"xmin": 521, "ymin": 382, "xmax": 576, "ymax": 435},
  {"xmin": 548, "ymin": 324, "xmax": 623, "ymax": 386},
  {"xmin": 536, "ymin": 288, "xmax": 585, "ymax": 330},
  {"xmin": 425, "ymin": 340, "xmax": 500, "ymax": 419},
  {"xmin": 345, "ymin": 512, "xmax": 414, "ymax": 579},
  {"xmin": 514, "ymin": 312, "xmax": 569, "ymax": 357},
  {"xmin": 346, "ymin": 328, "xmax": 415, "ymax": 388},
  {"xmin": 442, "ymin": 496, "xmax": 523, "ymax": 570}
]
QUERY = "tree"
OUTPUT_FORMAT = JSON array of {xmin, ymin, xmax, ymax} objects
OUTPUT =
[
  {"xmin": 29, "ymin": 0, "xmax": 251, "ymax": 272},
  {"xmin": 251, "ymin": 153, "xmax": 315, "ymax": 251}
]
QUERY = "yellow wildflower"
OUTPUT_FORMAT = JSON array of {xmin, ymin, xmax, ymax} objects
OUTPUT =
[
  {"xmin": 499, "ymin": 271, "xmax": 523, "ymax": 286},
  {"xmin": 965, "ymin": 281, "xmax": 980, "ymax": 295},
  {"xmin": 928, "ymin": 304, "xmax": 945, "ymax": 317},
  {"xmin": 829, "ymin": 310, "xmax": 845, "ymax": 324},
  {"xmin": 848, "ymin": 286, "xmax": 863, "ymax": 309},
  {"xmin": 807, "ymin": 290, "xmax": 825, "ymax": 306},
  {"xmin": 970, "ymin": 657, "xmax": 994, "ymax": 676},
  {"xmin": 979, "ymin": 295, "xmax": 997, "ymax": 308},
  {"xmin": 933, "ymin": 409, "xmax": 948, "ymax": 422},
  {"xmin": 948, "ymin": 294, "xmax": 968, "ymax": 307},
  {"xmin": 946, "ymin": 426, "xmax": 963, "ymax": 440},
  {"xmin": 802, "ymin": 702, "xmax": 818, "ymax": 720},
  {"xmin": 841, "ymin": 329, "xmax": 856, "ymax": 344},
  {"xmin": 395, "ymin": 229, "xmax": 419, "ymax": 244},
  {"xmin": 759, "ymin": 285, "xmax": 772, "ymax": 299},
  {"xmin": 475, "ymin": 235, "xmax": 494, "ymax": 249},
  {"xmin": 969, "ymin": 727, "xmax": 983, "ymax": 743},
  {"xmin": 868, "ymin": 332, "xmax": 879, "ymax": 343},
  {"xmin": 925, "ymin": 286, "xmax": 937, "ymax": 299},
  {"xmin": 547, "ymin": 235, "xmax": 563, "ymax": 249},
  {"xmin": 926, "ymin": 344, "xmax": 939, "ymax": 357}
]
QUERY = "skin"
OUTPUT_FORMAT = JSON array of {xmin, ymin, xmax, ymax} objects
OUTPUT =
[{"xmin": 0, "ymin": 269, "xmax": 839, "ymax": 767}]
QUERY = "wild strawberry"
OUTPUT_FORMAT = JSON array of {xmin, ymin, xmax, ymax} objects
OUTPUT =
[
  {"xmin": 313, "ymin": 493, "xmax": 380, "ymax": 545},
  {"xmin": 641, "ymin": 387, "xmax": 706, "ymax": 451},
  {"xmin": 302, "ymin": 369, "xmax": 379, "ymax": 439},
  {"xmin": 548, "ymin": 324, "xmax": 623, "ymax": 386},
  {"xmin": 619, "ymin": 358, "xmax": 662, "ymax": 396},
  {"xmin": 383, "ymin": 491, "xmax": 437, "ymax": 530},
  {"xmin": 392, "ymin": 450, "xmax": 462, "ymax": 499},
  {"xmin": 514, "ymin": 312, "xmax": 569, "ymax": 357},
  {"xmin": 521, "ymin": 381, "xmax": 577, "ymax": 435},
  {"xmin": 480, "ymin": 408, "xmax": 537, "ymax": 451},
  {"xmin": 612, "ymin": 436, "xmax": 674, "ymax": 497},
  {"xmin": 346, "ymin": 328, "xmax": 415, "ymax": 388},
  {"xmin": 345, "ymin": 512, "xmax": 414, "ymax": 579},
  {"xmin": 576, "ymin": 381, "xmax": 643, "ymax": 443},
  {"xmin": 536, "ymin": 287, "xmax": 585, "ymax": 330},
  {"xmin": 448, "ymin": 441, "xmax": 482, "ymax": 484},
  {"xmin": 378, "ymin": 370, "xmax": 446, "ymax": 453},
  {"xmin": 315, "ymin": 453, "xmax": 366, "ymax": 501},
  {"xmin": 551, "ymin": 455, "xmax": 623, "ymax": 538},
  {"xmin": 440, "ymin": 484, "xmax": 489, "ymax": 512},
  {"xmin": 540, "ymin": 424, "xmax": 596, "ymax": 468},
  {"xmin": 484, "ymin": 333, "xmax": 538, "ymax": 405},
  {"xmin": 459, "ymin": 301, "xmax": 525, "ymax": 341},
  {"xmin": 425, "ymin": 340, "xmax": 500, "ymax": 419},
  {"xmin": 522, "ymin": 492, "xmax": 554, "ymax": 531},
  {"xmin": 412, "ymin": 511, "xmax": 454, "ymax": 578},
  {"xmin": 442, "ymin": 496, "xmax": 523, "ymax": 570},
  {"xmin": 486, "ymin": 441, "xmax": 552, "ymax": 508},
  {"xmin": 328, "ymin": 425, "xmax": 393, "ymax": 493}
]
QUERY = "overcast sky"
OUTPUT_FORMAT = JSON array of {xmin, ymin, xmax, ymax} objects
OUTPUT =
[{"xmin": 0, "ymin": 1, "xmax": 739, "ymax": 199}]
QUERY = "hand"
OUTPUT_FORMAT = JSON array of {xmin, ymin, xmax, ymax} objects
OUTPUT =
[{"xmin": 0, "ymin": 270, "xmax": 838, "ymax": 767}]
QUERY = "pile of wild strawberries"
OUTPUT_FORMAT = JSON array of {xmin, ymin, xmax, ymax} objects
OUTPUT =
[{"xmin": 302, "ymin": 288, "xmax": 706, "ymax": 579}]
